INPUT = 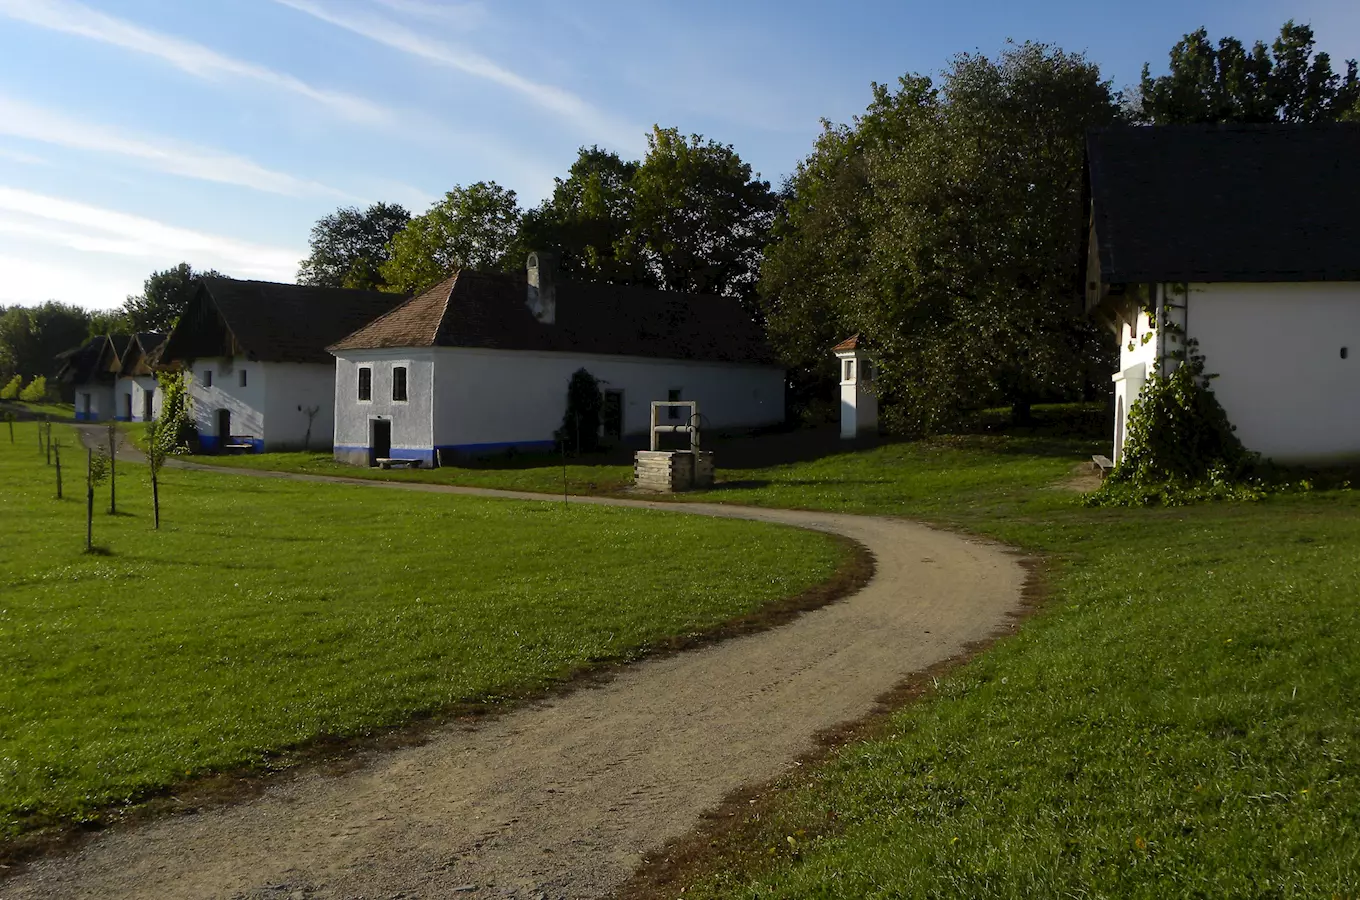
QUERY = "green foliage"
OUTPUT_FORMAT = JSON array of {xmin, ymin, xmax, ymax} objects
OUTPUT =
[
  {"xmin": 0, "ymin": 434, "xmax": 840, "ymax": 836},
  {"xmin": 1086, "ymin": 345, "xmax": 1260, "ymax": 507},
  {"xmin": 628, "ymin": 126, "xmax": 778, "ymax": 304},
  {"xmin": 0, "ymin": 301, "xmax": 94, "ymax": 384},
  {"xmin": 87, "ymin": 309, "xmax": 134, "ymax": 338},
  {"xmin": 520, "ymin": 130, "xmax": 777, "ymax": 307},
  {"xmin": 0, "ymin": 374, "xmax": 21, "ymax": 400},
  {"xmin": 1138, "ymin": 21, "xmax": 1360, "ymax": 124},
  {"xmin": 297, "ymin": 202, "xmax": 411, "ymax": 290},
  {"xmin": 17, "ymin": 375, "xmax": 47, "ymax": 403},
  {"xmin": 380, "ymin": 182, "xmax": 523, "ymax": 294},
  {"xmin": 517, "ymin": 146, "xmax": 647, "ymax": 285},
  {"xmin": 555, "ymin": 368, "xmax": 604, "ymax": 454},
  {"xmin": 762, "ymin": 43, "xmax": 1119, "ymax": 433},
  {"xmin": 123, "ymin": 263, "xmax": 222, "ymax": 333},
  {"xmin": 152, "ymin": 369, "xmax": 194, "ymax": 451}
]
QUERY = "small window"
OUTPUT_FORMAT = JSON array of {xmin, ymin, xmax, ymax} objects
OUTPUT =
[
  {"xmin": 392, "ymin": 366, "xmax": 408, "ymax": 402},
  {"xmin": 239, "ymin": 369, "xmax": 248, "ymax": 388},
  {"xmin": 358, "ymin": 367, "xmax": 372, "ymax": 401},
  {"xmin": 668, "ymin": 388, "xmax": 682, "ymax": 421},
  {"xmin": 203, "ymin": 369, "xmax": 213, "ymax": 388},
  {"xmin": 844, "ymin": 359, "xmax": 855, "ymax": 382},
  {"xmin": 862, "ymin": 360, "xmax": 873, "ymax": 382}
]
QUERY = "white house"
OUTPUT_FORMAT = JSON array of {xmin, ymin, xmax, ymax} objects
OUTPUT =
[
  {"xmin": 328, "ymin": 253, "xmax": 786, "ymax": 466},
  {"xmin": 112, "ymin": 332, "xmax": 166, "ymax": 422},
  {"xmin": 1085, "ymin": 123, "xmax": 1360, "ymax": 465},
  {"xmin": 159, "ymin": 278, "xmax": 406, "ymax": 452},
  {"xmin": 56, "ymin": 334, "xmax": 126, "ymax": 422}
]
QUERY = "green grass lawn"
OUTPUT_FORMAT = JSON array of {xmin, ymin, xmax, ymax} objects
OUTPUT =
[
  {"xmin": 0, "ymin": 423, "xmax": 844, "ymax": 840},
  {"xmin": 0, "ymin": 400, "xmax": 76, "ymax": 422}
]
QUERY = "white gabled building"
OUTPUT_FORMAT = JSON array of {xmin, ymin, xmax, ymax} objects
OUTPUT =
[
  {"xmin": 56, "ymin": 334, "xmax": 126, "ymax": 422},
  {"xmin": 112, "ymin": 332, "xmax": 166, "ymax": 422},
  {"xmin": 1085, "ymin": 124, "xmax": 1360, "ymax": 465},
  {"xmin": 327, "ymin": 253, "xmax": 786, "ymax": 466},
  {"xmin": 159, "ymin": 278, "xmax": 405, "ymax": 452}
]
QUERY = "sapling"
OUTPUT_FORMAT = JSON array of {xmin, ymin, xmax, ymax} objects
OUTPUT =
[
  {"xmin": 5, "ymin": 411, "xmax": 13, "ymax": 444},
  {"xmin": 54, "ymin": 440, "xmax": 62, "ymax": 499},
  {"xmin": 86, "ymin": 448, "xmax": 110, "ymax": 552},
  {"xmin": 106, "ymin": 423, "xmax": 118, "ymax": 514}
]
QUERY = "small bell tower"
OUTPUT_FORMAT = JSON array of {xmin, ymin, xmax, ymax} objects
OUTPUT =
[{"xmin": 833, "ymin": 334, "xmax": 877, "ymax": 439}]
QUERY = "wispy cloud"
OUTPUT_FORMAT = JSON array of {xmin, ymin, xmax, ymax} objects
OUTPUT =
[
  {"xmin": 0, "ymin": 145, "xmax": 51, "ymax": 166},
  {"xmin": 0, "ymin": 0, "xmax": 390, "ymax": 125},
  {"xmin": 374, "ymin": 0, "xmax": 486, "ymax": 28},
  {"xmin": 273, "ymin": 0, "xmax": 644, "ymax": 152},
  {"xmin": 0, "ymin": 94, "xmax": 346, "ymax": 197},
  {"xmin": 0, "ymin": 186, "xmax": 302, "ymax": 281}
]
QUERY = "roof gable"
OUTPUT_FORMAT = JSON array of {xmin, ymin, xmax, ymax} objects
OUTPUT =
[
  {"xmin": 1086, "ymin": 124, "xmax": 1360, "ymax": 284},
  {"xmin": 330, "ymin": 270, "xmax": 778, "ymax": 365},
  {"xmin": 161, "ymin": 278, "xmax": 408, "ymax": 365}
]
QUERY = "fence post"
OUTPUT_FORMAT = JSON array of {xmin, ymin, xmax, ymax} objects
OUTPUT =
[{"xmin": 55, "ymin": 441, "xmax": 62, "ymax": 499}]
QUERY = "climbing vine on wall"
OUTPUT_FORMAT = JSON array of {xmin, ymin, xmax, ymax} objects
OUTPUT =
[{"xmin": 1087, "ymin": 339, "xmax": 1258, "ymax": 506}]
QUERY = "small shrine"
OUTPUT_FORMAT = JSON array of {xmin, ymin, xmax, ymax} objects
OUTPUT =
[{"xmin": 833, "ymin": 334, "xmax": 877, "ymax": 439}]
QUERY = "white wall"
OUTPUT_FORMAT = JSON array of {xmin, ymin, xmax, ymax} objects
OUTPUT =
[
  {"xmin": 432, "ymin": 348, "xmax": 784, "ymax": 451},
  {"xmin": 190, "ymin": 357, "xmax": 266, "ymax": 450},
  {"xmin": 114, "ymin": 376, "xmax": 159, "ymax": 422},
  {"xmin": 1111, "ymin": 305, "xmax": 1158, "ymax": 463},
  {"xmin": 74, "ymin": 384, "xmax": 115, "ymax": 422},
  {"xmin": 330, "ymin": 347, "xmax": 785, "ymax": 464},
  {"xmin": 263, "ymin": 362, "xmax": 341, "ymax": 451},
  {"xmin": 333, "ymin": 351, "xmax": 436, "ymax": 462},
  {"xmin": 1188, "ymin": 282, "xmax": 1360, "ymax": 463}
]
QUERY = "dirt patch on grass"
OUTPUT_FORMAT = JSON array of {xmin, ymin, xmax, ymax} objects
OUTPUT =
[
  {"xmin": 4, "ymin": 487, "xmax": 1024, "ymax": 900},
  {"xmin": 0, "ymin": 536, "xmax": 870, "ymax": 878},
  {"xmin": 610, "ymin": 554, "xmax": 1050, "ymax": 900}
]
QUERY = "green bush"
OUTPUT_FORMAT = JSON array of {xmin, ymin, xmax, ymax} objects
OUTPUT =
[
  {"xmin": 17, "ymin": 376, "xmax": 47, "ymax": 403},
  {"xmin": 0, "ymin": 375, "xmax": 21, "ymax": 400},
  {"xmin": 555, "ymin": 368, "xmax": 603, "ymax": 455}
]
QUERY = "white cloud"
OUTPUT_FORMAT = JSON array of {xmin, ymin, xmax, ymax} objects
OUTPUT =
[
  {"xmin": 273, "ymin": 0, "xmax": 645, "ymax": 152},
  {"xmin": 374, "ymin": 0, "xmax": 486, "ymax": 28},
  {"xmin": 0, "ymin": 186, "xmax": 302, "ymax": 282},
  {"xmin": 0, "ymin": 0, "xmax": 391, "ymax": 125},
  {"xmin": 0, "ymin": 145, "xmax": 50, "ymax": 166},
  {"xmin": 0, "ymin": 94, "xmax": 346, "ymax": 198},
  {"xmin": 0, "ymin": 252, "xmax": 139, "ymax": 307}
]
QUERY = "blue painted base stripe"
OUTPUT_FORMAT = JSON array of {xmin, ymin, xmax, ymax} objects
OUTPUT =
[{"xmin": 333, "ymin": 440, "xmax": 557, "ymax": 465}]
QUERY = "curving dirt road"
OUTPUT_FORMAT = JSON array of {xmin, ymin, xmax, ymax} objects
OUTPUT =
[{"xmin": 5, "ymin": 462, "xmax": 1025, "ymax": 900}]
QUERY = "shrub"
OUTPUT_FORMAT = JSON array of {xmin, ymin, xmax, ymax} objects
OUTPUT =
[
  {"xmin": 555, "ymin": 368, "xmax": 603, "ymax": 455},
  {"xmin": 18, "ymin": 376, "xmax": 47, "ymax": 403},
  {"xmin": 0, "ymin": 374, "xmax": 21, "ymax": 400}
]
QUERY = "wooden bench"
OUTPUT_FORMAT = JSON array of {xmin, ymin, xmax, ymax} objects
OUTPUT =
[
  {"xmin": 1092, "ymin": 454, "xmax": 1115, "ymax": 477},
  {"xmin": 376, "ymin": 457, "xmax": 422, "ymax": 470},
  {"xmin": 224, "ymin": 435, "xmax": 257, "ymax": 453}
]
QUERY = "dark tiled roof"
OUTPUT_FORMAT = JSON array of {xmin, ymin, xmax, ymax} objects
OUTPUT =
[
  {"xmin": 330, "ymin": 270, "xmax": 778, "ymax": 365},
  {"xmin": 118, "ymin": 332, "xmax": 166, "ymax": 377},
  {"xmin": 1086, "ymin": 124, "xmax": 1360, "ymax": 283},
  {"xmin": 162, "ymin": 278, "xmax": 407, "ymax": 365},
  {"xmin": 56, "ymin": 336, "xmax": 108, "ymax": 384}
]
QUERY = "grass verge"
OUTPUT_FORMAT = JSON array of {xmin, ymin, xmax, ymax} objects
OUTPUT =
[{"xmin": 0, "ymin": 422, "xmax": 846, "ymax": 849}]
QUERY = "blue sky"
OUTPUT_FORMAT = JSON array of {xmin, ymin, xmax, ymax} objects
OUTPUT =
[{"xmin": 0, "ymin": 0, "xmax": 1356, "ymax": 311}]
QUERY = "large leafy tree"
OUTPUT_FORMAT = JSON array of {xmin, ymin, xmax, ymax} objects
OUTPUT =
[
  {"xmin": 0, "ymin": 301, "xmax": 95, "ymax": 382},
  {"xmin": 1137, "ymin": 22, "xmax": 1360, "ymax": 124},
  {"xmin": 763, "ymin": 43, "xmax": 1119, "ymax": 433},
  {"xmin": 380, "ymin": 182, "xmax": 522, "ymax": 294},
  {"xmin": 517, "ymin": 147, "xmax": 648, "ymax": 285},
  {"xmin": 123, "ymin": 263, "xmax": 221, "ymax": 333},
  {"xmin": 297, "ymin": 202, "xmax": 411, "ymax": 290},
  {"xmin": 628, "ymin": 126, "xmax": 778, "ymax": 304}
]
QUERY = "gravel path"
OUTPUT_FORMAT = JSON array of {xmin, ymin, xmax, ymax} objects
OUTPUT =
[{"xmin": 6, "ymin": 451, "xmax": 1026, "ymax": 900}]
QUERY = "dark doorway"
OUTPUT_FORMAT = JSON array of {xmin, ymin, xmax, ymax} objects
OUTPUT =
[
  {"xmin": 602, "ymin": 390, "xmax": 623, "ymax": 441},
  {"xmin": 124, "ymin": 393, "xmax": 133, "ymax": 420},
  {"xmin": 143, "ymin": 391, "xmax": 153, "ymax": 421},
  {"xmin": 217, "ymin": 409, "xmax": 231, "ymax": 450},
  {"xmin": 370, "ymin": 419, "xmax": 391, "ymax": 466}
]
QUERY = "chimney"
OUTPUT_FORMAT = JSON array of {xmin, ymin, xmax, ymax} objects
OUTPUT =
[{"xmin": 526, "ymin": 251, "xmax": 556, "ymax": 325}]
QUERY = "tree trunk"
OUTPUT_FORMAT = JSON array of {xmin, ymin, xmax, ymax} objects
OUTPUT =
[
  {"xmin": 1010, "ymin": 397, "xmax": 1034, "ymax": 426},
  {"xmin": 108, "ymin": 431, "xmax": 117, "ymax": 514},
  {"xmin": 86, "ymin": 449, "xmax": 93, "ymax": 552},
  {"xmin": 152, "ymin": 473, "xmax": 160, "ymax": 530},
  {"xmin": 55, "ymin": 442, "xmax": 62, "ymax": 499}
]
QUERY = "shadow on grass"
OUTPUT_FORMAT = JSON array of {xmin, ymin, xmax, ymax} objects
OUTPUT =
[{"xmin": 82, "ymin": 545, "xmax": 114, "ymax": 556}]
